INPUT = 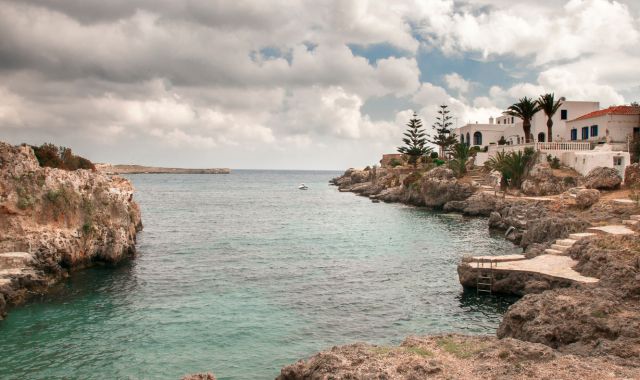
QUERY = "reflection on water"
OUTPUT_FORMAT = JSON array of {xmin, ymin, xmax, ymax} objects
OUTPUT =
[{"xmin": 0, "ymin": 171, "xmax": 521, "ymax": 380}]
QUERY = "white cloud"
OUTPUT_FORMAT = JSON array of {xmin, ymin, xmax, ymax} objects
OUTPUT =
[{"xmin": 444, "ymin": 72, "xmax": 471, "ymax": 94}]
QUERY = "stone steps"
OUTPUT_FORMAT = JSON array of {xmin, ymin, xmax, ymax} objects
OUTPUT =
[
  {"xmin": 550, "ymin": 244, "xmax": 570, "ymax": 252},
  {"xmin": 569, "ymin": 232, "xmax": 598, "ymax": 240},
  {"xmin": 0, "ymin": 252, "xmax": 34, "ymax": 269},
  {"xmin": 555, "ymin": 238, "xmax": 577, "ymax": 246},
  {"xmin": 544, "ymin": 248, "xmax": 565, "ymax": 255},
  {"xmin": 587, "ymin": 225, "xmax": 635, "ymax": 236},
  {"xmin": 630, "ymin": 215, "xmax": 640, "ymax": 221},
  {"xmin": 622, "ymin": 219, "xmax": 638, "ymax": 226}
]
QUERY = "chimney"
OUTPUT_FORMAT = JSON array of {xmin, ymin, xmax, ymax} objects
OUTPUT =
[{"xmin": 489, "ymin": 116, "xmax": 494, "ymax": 124}]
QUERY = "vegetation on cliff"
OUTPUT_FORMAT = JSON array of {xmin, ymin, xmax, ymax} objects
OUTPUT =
[{"xmin": 30, "ymin": 143, "xmax": 95, "ymax": 171}]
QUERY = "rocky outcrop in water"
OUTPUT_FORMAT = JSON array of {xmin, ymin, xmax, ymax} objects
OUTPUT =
[
  {"xmin": 331, "ymin": 166, "xmax": 477, "ymax": 208},
  {"xmin": 277, "ymin": 334, "xmax": 640, "ymax": 379},
  {"xmin": 584, "ymin": 167, "xmax": 622, "ymax": 190},
  {"xmin": 0, "ymin": 141, "xmax": 142, "ymax": 319}
]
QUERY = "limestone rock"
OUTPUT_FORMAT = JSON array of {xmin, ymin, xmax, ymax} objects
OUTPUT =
[
  {"xmin": 0, "ymin": 141, "xmax": 143, "ymax": 319},
  {"xmin": 521, "ymin": 166, "xmax": 573, "ymax": 196},
  {"xmin": 575, "ymin": 189, "xmax": 600, "ymax": 209},
  {"xmin": 181, "ymin": 373, "xmax": 216, "ymax": 380},
  {"xmin": 584, "ymin": 167, "xmax": 622, "ymax": 190},
  {"xmin": 277, "ymin": 334, "xmax": 640, "ymax": 379},
  {"xmin": 420, "ymin": 167, "xmax": 476, "ymax": 208},
  {"xmin": 625, "ymin": 163, "xmax": 640, "ymax": 187}
]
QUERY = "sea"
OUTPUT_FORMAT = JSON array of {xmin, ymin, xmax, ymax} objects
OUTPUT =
[{"xmin": 0, "ymin": 170, "xmax": 520, "ymax": 379}]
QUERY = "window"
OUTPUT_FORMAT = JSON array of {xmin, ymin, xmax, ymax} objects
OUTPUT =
[
  {"xmin": 473, "ymin": 131, "xmax": 482, "ymax": 146},
  {"xmin": 511, "ymin": 117, "xmax": 514, "ymax": 123},
  {"xmin": 460, "ymin": 134, "xmax": 464, "ymax": 144},
  {"xmin": 570, "ymin": 129, "xmax": 577, "ymax": 141},
  {"xmin": 582, "ymin": 126, "xmax": 589, "ymax": 140},
  {"xmin": 561, "ymin": 110, "xmax": 568, "ymax": 120},
  {"xmin": 613, "ymin": 157, "xmax": 623, "ymax": 166},
  {"xmin": 466, "ymin": 133, "xmax": 470, "ymax": 146},
  {"xmin": 634, "ymin": 127, "xmax": 639, "ymax": 138},
  {"xmin": 590, "ymin": 125, "xmax": 598, "ymax": 137}
]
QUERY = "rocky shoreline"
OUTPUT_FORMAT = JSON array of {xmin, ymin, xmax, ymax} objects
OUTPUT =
[
  {"xmin": 0, "ymin": 142, "xmax": 143, "ymax": 320},
  {"xmin": 274, "ymin": 164, "xmax": 640, "ymax": 378}
]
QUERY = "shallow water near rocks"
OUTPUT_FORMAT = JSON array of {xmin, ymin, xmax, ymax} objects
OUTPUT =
[{"xmin": 0, "ymin": 170, "xmax": 519, "ymax": 379}]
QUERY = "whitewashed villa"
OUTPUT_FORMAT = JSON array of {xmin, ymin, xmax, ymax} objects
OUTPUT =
[{"xmin": 455, "ymin": 102, "xmax": 640, "ymax": 179}]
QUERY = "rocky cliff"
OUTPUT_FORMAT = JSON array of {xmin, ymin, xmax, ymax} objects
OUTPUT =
[{"xmin": 0, "ymin": 141, "xmax": 142, "ymax": 319}]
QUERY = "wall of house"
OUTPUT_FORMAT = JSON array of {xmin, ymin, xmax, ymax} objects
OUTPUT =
[
  {"xmin": 561, "ymin": 149, "xmax": 630, "ymax": 179},
  {"xmin": 566, "ymin": 114, "xmax": 639, "ymax": 143},
  {"xmin": 531, "ymin": 101, "xmax": 599, "ymax": 142},
  {"xmin": 455, "ymin": 124, "xmax": 506, "ymax": 147}
]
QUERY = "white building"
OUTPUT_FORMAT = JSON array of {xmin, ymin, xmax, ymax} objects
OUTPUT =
[
  {"xmin": 458, "ymin": 101, "xmax": 639, "ymax": 180},
  {"xmin": 565, "ymin": 105, "xmax": 640, "ymax": 145},
  {"xmin": 456, "ymin": 101, "xmax": 600, "ymax": 147}
]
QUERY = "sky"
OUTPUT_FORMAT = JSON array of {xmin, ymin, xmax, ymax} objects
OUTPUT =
[{"xmin": 1, "ymin": 0, "xmax": 639, "ymax": 170}]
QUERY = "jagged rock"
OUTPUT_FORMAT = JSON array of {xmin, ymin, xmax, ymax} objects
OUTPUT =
[
  {"xmin": 444, "ymin": 192, "xmax": 503, "ymax": 216},
  {"xmin": 584, "ymin": 167, "xmax": 622, "ymax": 190},
  {"xmin": 420, "ymin": 167, "xmax": 476, "ymax": 208},
  {"xmin": 575, "ymin": 189, "xmax": 600, "ymax": 209},
  {"xmin": 277, "ymin": 334, "xmax": 640, "ymax": 379},
  {"xmin": 521, "ymin": 166, "xmax": 572, "ymax": 196},
  {"xmin": 625, "ymin": 163, "xmax": 640, "ymax": 187},
  {"xmin": 0, "ymin": 141, "xmax": 142, "ymax": 319},
  {"xmin": 181, "ymin": 373, "xmax": 216, "ymax": 380}
]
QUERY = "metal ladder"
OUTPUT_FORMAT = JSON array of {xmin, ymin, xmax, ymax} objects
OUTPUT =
[{"xmin": 476, "ymin": 258, "xmax": 495, "ymax": 295}]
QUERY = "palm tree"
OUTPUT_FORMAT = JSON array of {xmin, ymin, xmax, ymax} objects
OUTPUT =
[
  {"xmin": 503, "ymin": 97, "xmax": 541, "ymax": 144},
  {"xmin": 448, "ymin": 143, "xmax": 470, "ymax": 177},
  {"xmin": 537, "ymin": 93, "xmax": 565, "ymax": 142}
]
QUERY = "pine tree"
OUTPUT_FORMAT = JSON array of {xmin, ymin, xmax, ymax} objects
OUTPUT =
[
  {"xmin": 429, "ymin": 104, "xmax": 458, "ymax": 158},
  {"xmin": 397, "ymin": 112, "xmax": 432, "ymax": 167}
]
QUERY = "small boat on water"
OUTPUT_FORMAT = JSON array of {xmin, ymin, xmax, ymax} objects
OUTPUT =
[{"xmin": 298, "ymin": 183, "xmax": 309, "ymax": 190}]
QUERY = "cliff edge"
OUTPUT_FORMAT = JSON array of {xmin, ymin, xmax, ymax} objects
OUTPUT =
[{"xmin": 0, "ymin": 141, "xmax": 143, "ymax": 319}]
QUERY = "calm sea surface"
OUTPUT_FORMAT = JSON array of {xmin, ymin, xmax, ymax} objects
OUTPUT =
[{"xmin": 0, "ymin": 170, "xmax": 520, "ymax": 379}]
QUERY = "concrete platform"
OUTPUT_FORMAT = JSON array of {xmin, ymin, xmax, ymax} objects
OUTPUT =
[
  {"xmin": 492, "ymin": 254, "xmax": 599, "ymax": 284},
  {"xmin": 470, "ymin": 254, "xmax": 526, "ymax": 263},
  {"xmin": 587, "ymin": 225, "xmax": 635, "ymax": 236}
]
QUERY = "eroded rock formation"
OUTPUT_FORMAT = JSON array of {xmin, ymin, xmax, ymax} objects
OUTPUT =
[{"xmin": 0, "ymin": 141, "xmax": 142, "ymax": 319}]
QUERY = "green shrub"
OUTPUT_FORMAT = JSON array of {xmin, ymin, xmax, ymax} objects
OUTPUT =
[
  {"xmin": 434, "ymin": 159, "xmax": 445, "ymax": 166},
  {"xmin": 16, "ymin": 186, "xmax": 36, "ymax": 210},
  {"xmin": 31, "ymin": 143, "xmax": 95, "ymax": 171},
  {"xmin": 484, "ymin": 148, "xmax": 537, "ymax": 189},
  {"xmin": 449, "ymin": 143, "xmax": 471, "ymax": 177},
  {"xmin": 563, "ymin": 176, "xmax": 577, "ymax": 187},
  {"xmin": 546, "ymin": 154, "xmax": 561, "ymax": 169},
  {"xmin": 430, "ymin": 152, "xmax": 439, "ymax": 159},
  {"xmin": 389, "ymin": 158, "xmax": 402, "ymax": 167}
]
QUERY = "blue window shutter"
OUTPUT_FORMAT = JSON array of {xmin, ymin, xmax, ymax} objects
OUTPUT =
[{"xmin": 590, "ymin": 125, "xmax": 598, "ymax": 137}]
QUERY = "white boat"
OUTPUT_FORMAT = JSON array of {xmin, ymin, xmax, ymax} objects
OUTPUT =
[{"xmin": 298, "ymin": 183, "xmax": 309, "ymax": 190}]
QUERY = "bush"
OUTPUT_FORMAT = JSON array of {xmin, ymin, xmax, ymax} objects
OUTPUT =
[
  {"xmin": 434, "ymin": 159, "xmax": 445, "ymax": 166},
  {"xmin": 546, "ymin": 154, "xmax": 561, "ymax": 169},
  {"xmin": 389, "ymin": 158, "xmax": 402, "ymax": 167},
  {"xmin": 497, "ymin": 136, "xmax": 507, "ymax": 145},
  {"xmin": 32, "ymin": 143, "xmax": 95, "ymax": 171},
  {"xmin": 484, "ymin": 148, "xmax": 537, "ymax": 189},
  {"xmin": 430, "ymin": 152, "xmax": 439, "ymax": 159}
]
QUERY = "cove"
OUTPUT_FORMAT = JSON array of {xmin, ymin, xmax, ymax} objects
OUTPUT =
[{"xmin": 0, "ymin": 170, "xmax": 519, "ymax": 379}]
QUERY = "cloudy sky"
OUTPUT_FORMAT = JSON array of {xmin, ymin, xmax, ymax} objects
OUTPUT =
[{"xmin": 1, "ymin": 0, "xmax": 639, "ymax": 169}]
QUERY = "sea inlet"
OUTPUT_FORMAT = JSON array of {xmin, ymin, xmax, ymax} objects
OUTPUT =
[{"xmin": 0, "ymin": 170, "xmax": 519, "ymax": 379}]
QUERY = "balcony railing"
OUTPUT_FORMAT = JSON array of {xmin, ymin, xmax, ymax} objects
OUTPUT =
[{"xmin": 487, "ymin": 142, "xmax": 591, "ymax": 154}]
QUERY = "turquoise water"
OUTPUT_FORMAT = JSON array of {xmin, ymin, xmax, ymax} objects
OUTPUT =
[{"xmin": 0, "ymin": 171, "xmax": 519, "ymax": 379}]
